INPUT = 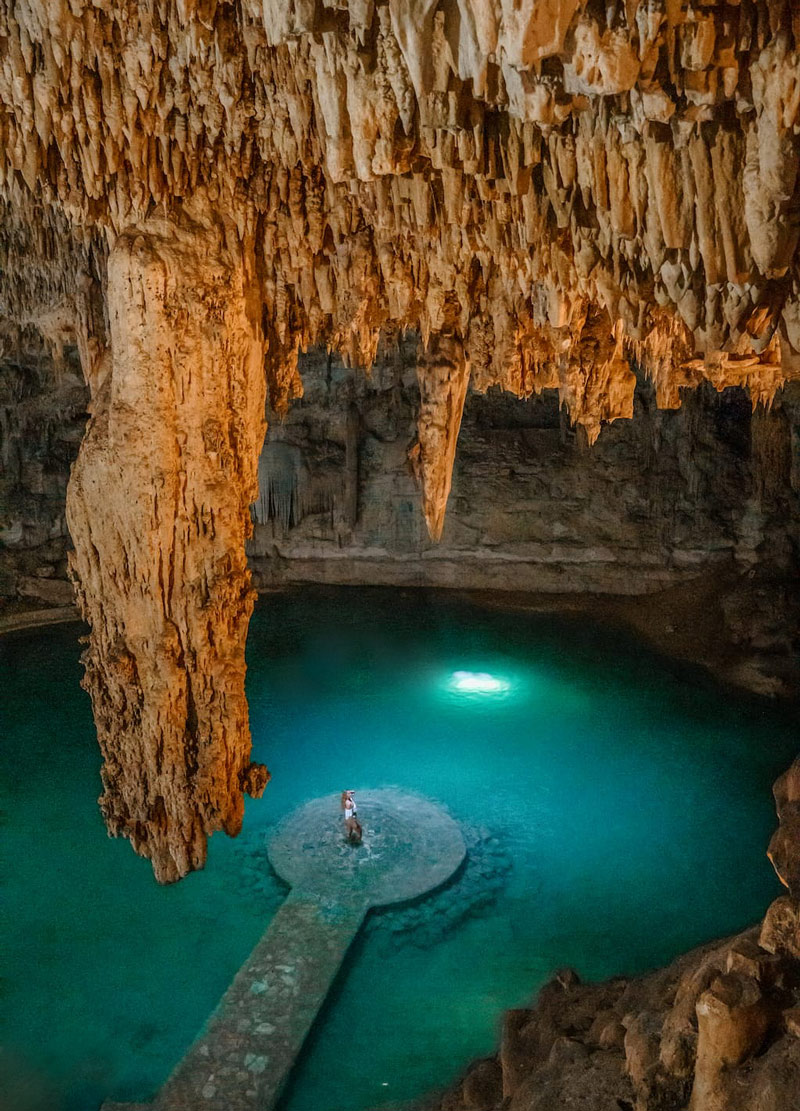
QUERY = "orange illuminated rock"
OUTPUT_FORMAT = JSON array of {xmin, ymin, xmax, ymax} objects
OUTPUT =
[
  {"xmin": 690, "ymin": 973, "xmax": 773, "ymax": 1111},
  {"xmin": 0, "ymin": 1, "xmax": 797, "ymax": 453},
  {"xmin": 767, "ymin": 758, "xmax": 800, "ymax": 895},
  {"xmin": 66, "ymin": 214, "xmax": 268, "ymax": 882},
  {"xmin": 411, "ymin": 332, "xmax": 470, "ymax": 542}
]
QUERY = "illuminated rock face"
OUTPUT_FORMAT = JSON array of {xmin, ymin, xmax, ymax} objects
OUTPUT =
[
  {"xmin": 1, "ymin": 1, "xmax": 799, "ymax": 877},
  {"xmin": 768, "ymin": 758, "xmax": 800, "ymax": 894},
  {"xmin": 1, "ymin": 2, "xmax": 799, "ymax": 428},
  {"xmin": 65, "ymin": 216, "xmax": 268, "ymax": 883},
  {"xmin": 444, "ymin": 916, "xmax": 800, "ymax": 1111},
  {"xmin": 412, "ymin": 332, "xmax": 470, "ymax": 541}
]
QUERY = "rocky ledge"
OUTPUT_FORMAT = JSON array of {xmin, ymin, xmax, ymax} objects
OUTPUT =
[
  {"xmin": 440, "ymin": 751, "xmax": 800, "ymax": 1111},
  {"xmin": 441, "ymin": 893, "xmax": 800, "ymax": 1111}
]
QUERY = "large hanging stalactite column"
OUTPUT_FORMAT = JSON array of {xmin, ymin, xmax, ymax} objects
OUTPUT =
[{"xmin": 66, "ymin": 215, "xmax": 269, "ymax": 883}]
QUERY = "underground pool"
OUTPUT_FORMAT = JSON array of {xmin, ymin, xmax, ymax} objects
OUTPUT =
[{"xmin": 1, "ymin": 587, "xmax": 796, "ymax": 1111}]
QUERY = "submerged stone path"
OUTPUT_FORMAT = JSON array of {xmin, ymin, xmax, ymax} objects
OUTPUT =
[{"xmin": 104, "ymin": 789, "xmax": 465, "ymax": 1111}]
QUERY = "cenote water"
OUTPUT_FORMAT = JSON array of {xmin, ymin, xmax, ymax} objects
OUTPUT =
[{"xmin": 2, "ymin": 587, "xmax": 797, "ymax": 1111}]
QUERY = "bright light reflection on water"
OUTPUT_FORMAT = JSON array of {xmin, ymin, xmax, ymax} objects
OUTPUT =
[{"xmin": 447, "ymin": 669, "xmax": 513, "ymax": 696}]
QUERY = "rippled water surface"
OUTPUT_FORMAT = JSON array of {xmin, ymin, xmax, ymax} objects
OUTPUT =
[{"xmin": 2, "ymin": 588, "xmax": 796, "ymax": 1111}]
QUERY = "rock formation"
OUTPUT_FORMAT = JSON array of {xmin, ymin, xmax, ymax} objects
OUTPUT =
[
  {"xmin": 5, "ymin": 341, "xmax": 799, "ymax": 688},
  {"xmin": 1, "ymin": 0, "xmax": 800, "ymax": 877},
  {"xmin": 440, "ymin": 901, "xmax": 800, "ymax": 1111},
  {"xmin": 65, "ymin": 213, "xmax": 268, "ymax": 883},
  {"xmin": 412, "ymin": 331, "xmax": 471, "ymax": 540},
  {"xmin": 2, "ymin": 1, "xmax": 800, "ymax": 424},
  {"xmin": 768, "ymin": 757, "xmax": 800, "ymax": 895},
  {"xmin": 0, "ymin": 326, "xmax": 88, "ymax": 608}
]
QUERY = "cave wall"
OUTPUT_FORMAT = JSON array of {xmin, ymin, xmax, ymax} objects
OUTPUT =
[
  {"xmin": 0, "ymin": 329, "xmax": 89, "ymax": 610},
  {"xmin": 4, "ymin": 335, "xmax": 799, "ymax": 695},
  {"xmin": 250, "ymin": 341, "xmax": 800, "ymax": 593},
  {"xmin": 8, "ymin": 337, "xmax": 798, "ymax": 610}
]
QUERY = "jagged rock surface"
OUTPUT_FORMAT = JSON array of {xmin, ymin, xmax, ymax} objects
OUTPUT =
[
  {"xmin": 412, "ymin": 332, "xmax": 471, "ymax": 540},
  {"xmin": 249, "ymin": 343, "xmax": 800, "ymax": 694},
  {"xmin": 0, "ymin": 330, "xmax": 88, "ymax": 607},
  {"xmin": 441, "ymin": 902, "xmax": 800, "ymax": 1111},
  {"xmin": 1, "ymin": 0, "xmax": 799, "ymax": 430},
  {"xmin": 4, "ymin": 337, "xmax": 799, "ymax": 690},
  {"xmin": 65, "ymin": 215, "xmax": 268, "ymax": 882}
]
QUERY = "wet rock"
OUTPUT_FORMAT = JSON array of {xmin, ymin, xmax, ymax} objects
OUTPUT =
[
  {"xmin": 689, "ymin": 972, "xmax": 773, "ymax": 1111},
  {"xmin": 439, "ymin": 925, "xmax": 800, "ymax": 1111},
  {"xmin": 589, "ymin": 1016, "xmax": 626, "ymax": 1051},
  {"xmin": 500, "ymin": 1009, "xmax": 539, "ymax": 1098},
  {"xmin": 759, "ymin": 896, "xmax": 800, "ymax": 960},
  {"xmin": 547, "ymin": 1036, "xmax": 590, "ymax": 1068},
  {"xmin": 726, "ymin": 936, "xmax": 785, "ymax": 987},
  {"xmin": 623, "ymin": 1010, "xmax": 663, "ymax": 1109},
  {"xmin": 460, "ymin": 1057, "xmax": 503, "ymax": 1111},
  {"xmin": 783, "ymin": 1009, "xmax": 800, "ymax": 1038},
  {"xmin": 16, "ymin": 575, "xmax": 74, "ymax": 606},
  {"xmin": 768, "ymin": 760, "xmax": 800, "ymax": 894},
  {"xmin": 365, "ymin": 819, "xmax": 512, "ymax": 950},
  {"xmin": 554, "ymin": 968, "xmax": 581, "ymax": 990}
]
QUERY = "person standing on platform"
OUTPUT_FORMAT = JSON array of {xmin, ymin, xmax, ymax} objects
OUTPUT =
[{"xmin": 341, "ymin": 789, "xmax": 362, "ymax": 844}]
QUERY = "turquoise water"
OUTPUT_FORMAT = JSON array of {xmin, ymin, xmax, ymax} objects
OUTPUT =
[{"xmin": 1, "ymin": 587, "xmax": 796, "ymax": 1111}]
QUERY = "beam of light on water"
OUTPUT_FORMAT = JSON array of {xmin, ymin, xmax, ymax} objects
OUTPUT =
[{"xmin": 447, "ymin": 670, "xmax": 512, "ymax": 695}]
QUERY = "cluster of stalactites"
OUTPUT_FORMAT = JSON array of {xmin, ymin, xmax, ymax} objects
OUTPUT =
[
  {"xmin": 0, "ymin": 1, "xmax": 799, "ymax": 441},
  {"xmin": 0, "ymin": 196, "xmax": 108, "ymax": 389}
]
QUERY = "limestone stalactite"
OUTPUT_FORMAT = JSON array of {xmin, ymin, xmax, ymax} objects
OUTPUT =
[
  {"xmin": 411, "ymin": 332, "xmax": 470, "ymax": 541},
  {"xmin": 66, "ymin": 214, "xmax": 268, "ymax": 882}
]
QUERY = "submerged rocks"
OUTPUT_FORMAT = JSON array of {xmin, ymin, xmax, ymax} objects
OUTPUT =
[
  {"xmin": 232, "ymin": 813, "xmax": 512, "ymax": 952},
  {"xmin": 364, "ymin": 821, "xmax": 513, "ymax": 951}
]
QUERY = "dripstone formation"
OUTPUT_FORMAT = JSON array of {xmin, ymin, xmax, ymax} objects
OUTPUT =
[
  {"xmin": 0, "ymin": 1, "xmax": 799, "ymax": 882},
  {"xmin": 65, "ymin": 216, "xmax": 269, "ymax": 883}
]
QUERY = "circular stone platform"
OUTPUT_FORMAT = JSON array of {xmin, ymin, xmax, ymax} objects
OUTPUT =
[{"xmin": 268, "ymin": 788, "xmax": 466, "ymax": 907}]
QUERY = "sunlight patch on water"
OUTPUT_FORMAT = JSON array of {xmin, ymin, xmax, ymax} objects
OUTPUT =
[{"xmin": 447, "ymin": 670, "xmax": 512, "ymax": 695}]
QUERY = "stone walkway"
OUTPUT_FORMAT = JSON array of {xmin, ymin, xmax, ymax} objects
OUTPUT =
[{"xmin": 104, "ymin": 789, "xmax": 465, "ymax": 1111}]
